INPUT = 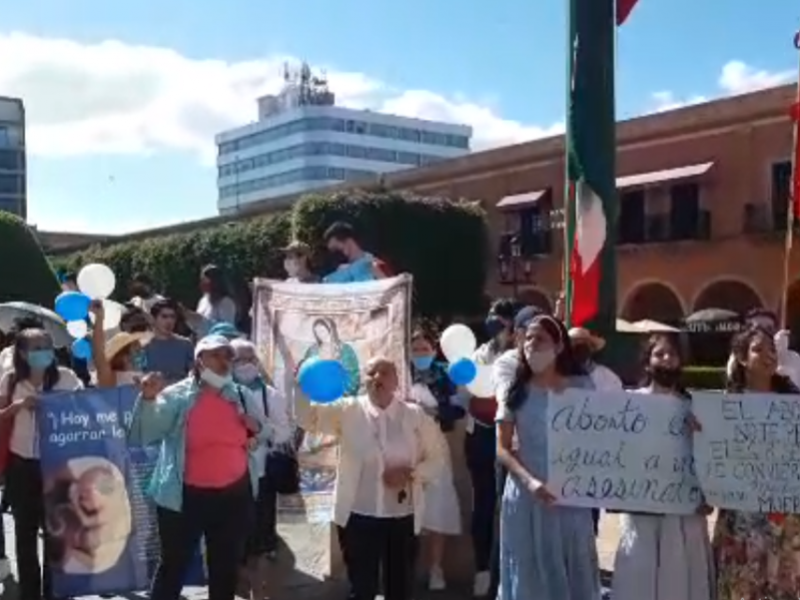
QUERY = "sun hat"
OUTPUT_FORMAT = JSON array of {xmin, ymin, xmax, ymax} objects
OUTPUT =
[{"xmin": 105, "ymin": 331, "xmax": 152, "ymax": 361}]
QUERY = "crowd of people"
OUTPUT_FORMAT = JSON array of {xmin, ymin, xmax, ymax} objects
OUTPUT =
[{"xmin": 0, "ymin": 218, "xmax": 797, "ymax": 600}]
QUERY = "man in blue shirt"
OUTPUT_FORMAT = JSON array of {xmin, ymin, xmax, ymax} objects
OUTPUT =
[{"xmin": 322, "ymin": 221, "xmax": 389, "ymax": 283}]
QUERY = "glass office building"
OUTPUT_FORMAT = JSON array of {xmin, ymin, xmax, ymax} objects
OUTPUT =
[
  {"xmin": 215, "ymin": 63, "xmax": 472, "ymax": 214},
  {"xmin": 0, "ymin": 97, "xmax": 26, "ymax": 219}
]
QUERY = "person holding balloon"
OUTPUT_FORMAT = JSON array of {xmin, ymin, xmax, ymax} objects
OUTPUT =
[
  {"xmin": 296, "ymin": 355, "xmax": 445, "ymax": 600},
  {"xmin": 89, "ymin": 301, "xmax": 151, "ymax": 388},
  {"xmin": 0, "ymin": 326, "xmax": 83, "ymax": 600},
  {"xmin": 446, "ymin": 299, "xmax": 518, "ymax": 598},
  {"xmin": 408, "ymin": 322, "xmax": 464, "ymax": 592}
]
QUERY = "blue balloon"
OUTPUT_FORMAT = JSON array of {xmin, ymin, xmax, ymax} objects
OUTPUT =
[
  {"xmin": 448, "ymin": 358, "xmax": 477, "ymax": 386},
  {"xmin": 55, "ymin": 291, "xmax": 91, "ymax": 322},
  {"xmin": 298, "ymin": 358, "xmax": 347, "ymax": 403},
  {"xmin": 71, "ymin": 337, "xmax": 92, "ymax": 360}
]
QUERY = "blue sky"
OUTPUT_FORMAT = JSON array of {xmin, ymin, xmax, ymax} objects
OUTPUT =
[{"xmin": 2, "ymin": 0, "xmax": 797, "ymax": 233}]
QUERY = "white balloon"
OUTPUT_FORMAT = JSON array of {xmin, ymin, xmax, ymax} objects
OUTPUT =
[
  {"xmin": 467, "ymin": 364, "xmax": 494, "ymax": 398},
  {"xmin": 103, "ymin": 299, "xmax": 123, "ymax": 330},
  {"xmin": 77, "ymin": 263, "xmax": 116, "ymax": 299},
  {"xmin": 66, "ymin": 320, "xmax": 88, "ymax": 339},
  {"xmin": 440, "ymin": 324, "xmax": 477, "ymax": 362}
]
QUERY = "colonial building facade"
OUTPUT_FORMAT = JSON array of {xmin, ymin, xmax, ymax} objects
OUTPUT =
[{"xmin": 377, "ymin": 83, "xmax": 799, "ymax": 326}]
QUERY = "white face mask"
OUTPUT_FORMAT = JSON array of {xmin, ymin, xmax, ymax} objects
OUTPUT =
[
  {"xmin": 234, "ymin": 363, "xmax": 260, "ymax": 384},
  {"xmin": 200, "ymin": 366, "xmax": 233, "ymax": 389},
  {"xmin": 524, "ymin": 346, "xmax": 557, "ymax": 374},
  {"xmin": 284, "ymin": 258, "xmax": 300, "ymax": 277}
]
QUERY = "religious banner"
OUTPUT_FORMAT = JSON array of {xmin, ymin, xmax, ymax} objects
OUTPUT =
[
  {"xmin": 252, "ymin": 275, "xmax": 412, "ymax": 522},
  {"xmin": 36, "ymin": 386, "xmax": 205, "ymax": 598},
  {"xmin": 692, "ymin": 391, "xmax": 800, "ymax": 513},
  {"xmin": 546, "ymin": 389, "xmax": 702, "ymax": 514}
]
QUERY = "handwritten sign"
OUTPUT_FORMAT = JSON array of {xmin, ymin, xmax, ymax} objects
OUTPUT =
[
  {"xmin": 546, "ymin": 390, "xmax": 702, "ymax": 514},
  {"xmin": 692, "ymin": 391, "xmax": 800, "ymax": 512}
]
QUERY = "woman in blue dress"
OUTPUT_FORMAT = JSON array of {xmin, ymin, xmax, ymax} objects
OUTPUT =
[{"xmin": 496, "ymin": 314, "xmax": 600, "ymax": 600}]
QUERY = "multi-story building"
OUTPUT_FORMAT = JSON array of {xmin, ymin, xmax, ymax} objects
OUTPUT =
[
  {"xmin": 214, "ymin": 63, "xmax": 472, "ymax": 214},
  {"xmin": 376, "ymin": 83, "xmax": 798, "ymax": 330},
  {"xmin": 0, "ymin": 97, "xmax": 26, "ymax": 219}
]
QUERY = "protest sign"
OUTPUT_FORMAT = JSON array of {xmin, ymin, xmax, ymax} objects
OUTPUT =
[
  {"xmin": 253, "ymin": 275, "xmax": 411, "ymax": 522},
  {"xmin": 37, "ymin": 386, "xmax": 204, "ymax": 598},
  {"xmin": 546, "ymin": 389, "xmax": 702, "ymax": 514},
  {"xmin": 692, "ymin": 391, "xmax": 800, "ymax": 512}
]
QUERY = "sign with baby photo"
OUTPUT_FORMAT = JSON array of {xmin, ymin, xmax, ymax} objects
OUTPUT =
[{"xmin": 36, "ymin": 386, "xmax": 205, "ymax": 598}]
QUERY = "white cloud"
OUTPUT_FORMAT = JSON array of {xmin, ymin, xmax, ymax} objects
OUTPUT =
[
  {"xmin": 0, "ymin": 32, "xmax": 560, "ymax": 163},
  {"xmin": 649, "ymin": 60, "xmax": 794, "ymax": 113},
  {"xmin": 718, "ymin": 60, "xmax": 794, "ymax": 94}
]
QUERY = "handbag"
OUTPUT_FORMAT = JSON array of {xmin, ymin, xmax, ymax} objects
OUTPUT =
[{"xmin": 256, "ymin": 386, "xmax": 300, "ymax": 495}]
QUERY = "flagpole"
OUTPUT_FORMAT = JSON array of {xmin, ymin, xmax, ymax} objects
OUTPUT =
[{"xmin": 779, "ymin": 29, "xmax": 800, "ymax": 330}]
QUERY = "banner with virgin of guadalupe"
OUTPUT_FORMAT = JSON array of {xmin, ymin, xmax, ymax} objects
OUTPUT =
[{"xmin": 252, "ymin": 275, "xmax": 412, "ymax": 522}]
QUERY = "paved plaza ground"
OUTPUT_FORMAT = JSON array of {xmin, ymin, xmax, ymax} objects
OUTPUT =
[{"xmin": 0, "ymin": 512, "xmax": 716, "ymax": 599}]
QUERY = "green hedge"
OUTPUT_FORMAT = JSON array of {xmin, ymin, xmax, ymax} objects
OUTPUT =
[
  {"xmin": 52, "ymin": 213, "xmax": 291, "ymax": 308},
  {"xmin": 292, "ymin": 189, "xmax": 488, "ymax": 317},
  {"xmin": 51, "ymin": 188, "xmax": 489, "ymax": 318},
  {"xmin": 683, "ymin": 366, "xmax": 726, "ymax": 390},
  {"xmin": 0, "ymin": 212, "xmax": 61, "ymax": 306}
]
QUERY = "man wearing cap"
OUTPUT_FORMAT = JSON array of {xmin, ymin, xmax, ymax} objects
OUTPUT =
[
  {"xmin": 283, "ymin": 241, "xmax": 318, "ymax": 283},
  {"xmin": 568, "ymin": 327, "xmax": 623, "ymax": 391}
]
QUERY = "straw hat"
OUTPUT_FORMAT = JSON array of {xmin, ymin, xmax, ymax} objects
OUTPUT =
[
  {"xmin": 104, "ymin": 331, "xmax": 151, "ymax": 361},
  {"xmin": 567, "ymin": 327, "xmax": 606, "ymax": 351}
]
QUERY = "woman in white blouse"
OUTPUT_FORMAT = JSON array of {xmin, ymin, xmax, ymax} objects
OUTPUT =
[
  {"xmin": 0, "ymin": 327, "xmax": 83, "ymax": 600},
  {"xmin": 195, "ymin": 264, "xmax": 238, "ymax": 330},
  {"xmin": 296, "ymin": 356, "xmax": 445, "ymax": 600}
]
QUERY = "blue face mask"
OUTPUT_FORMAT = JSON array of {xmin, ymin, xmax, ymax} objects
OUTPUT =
[
  {"xmin": 27, "ymin": 349, "xmax": 55, "ymax": 371},
  {"xmin": 412, "ymin": 356, "xmax": 435, "ymax": 371}
]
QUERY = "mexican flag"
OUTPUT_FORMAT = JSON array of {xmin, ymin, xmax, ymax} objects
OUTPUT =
[
  {"xmin": 564, "ymin": 0, "xmax": 640, "ymax": 329},
  {"xmin": 791, "ymin": 31, "xmax": 799, "ymax": 224}
]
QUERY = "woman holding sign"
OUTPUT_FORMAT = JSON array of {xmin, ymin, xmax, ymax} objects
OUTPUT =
[
  {"xmin": 0, "ymin": 327, "xmax": 83, "ymax": 600},
  {"xmin": 612, "ymin": 334, "xmax": 714, "ymax": 600},
  {"xmin": 495, "ymin": 314, "xmax": 599, "ymax": 600},
  {"xmin": 712, "ymin": 326, "xmax": 800, "ymax": 600}
]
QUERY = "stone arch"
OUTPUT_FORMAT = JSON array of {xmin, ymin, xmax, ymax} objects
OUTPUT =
[
  {"xmin": 691, "ymin": 278, "xmax": 764, "ymax": 315},
  {"xmin": 518, "ymin": 287, "xmax": 552, "ymax": 313},
  {"xmin": 621, "ymin": 280, "xmax": 685, "ymax": 324}
]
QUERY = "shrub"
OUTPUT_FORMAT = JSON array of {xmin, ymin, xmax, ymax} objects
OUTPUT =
[
  {"xmin": 52, "ymin": 213, "xmax": 292, "ymax": 308},
  {"xmin": 52, "ymin": 188, "xmax": 489, "ymax": 319},
  {"xmin": 0, "ymin": 213, "xmax": 61, "ymax": 306},
  {"xmin": 292, "ymin": 188, "xmax": 489, "ymax": 317},
  {"xmin": 683, "ymin": 366, "xmax": 726, "ymax": 390}
]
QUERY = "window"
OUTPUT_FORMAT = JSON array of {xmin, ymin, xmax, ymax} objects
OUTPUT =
[
  {"xmin": 618, "ymin": 190, "xmax": 645, "ymax": 244},
  {"xmin": 669, "ymin": 183, "xmax": 700, "ymax": 240},
  {"xmin": 771, "ymin": 160, "xmax": 792, "ymax": 231},
  {"xmin": 0, "ymin": 174, "xmax": 20, "ymax": 195},
  {"xmin": 0, "ymin": 150, "xmax": 20, "ymax": 171}
]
